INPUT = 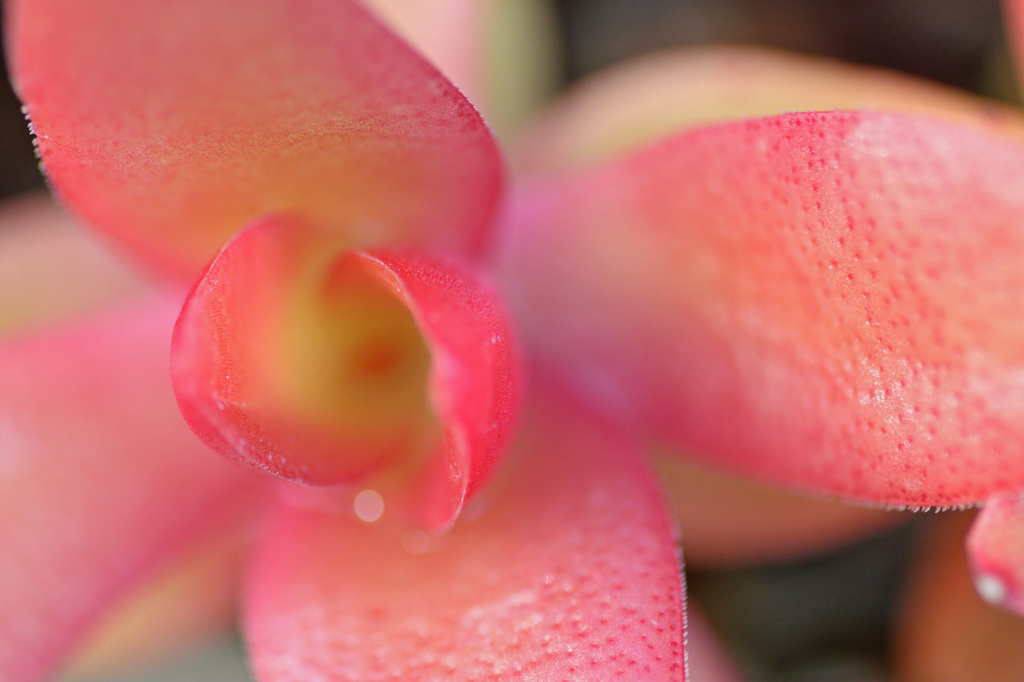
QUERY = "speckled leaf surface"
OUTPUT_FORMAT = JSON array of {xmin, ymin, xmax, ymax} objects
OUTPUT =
[
  {"xmin": 500, "ymin": 110, "xmax": 1024, "ymax": 508},
  {"xmin": 244, "ymin": 385, "xmax": 685, "ymax": 681},
  {"xmin": 8, "ymin": 0, "xmax": 503, "ymax": 280},
  {"xmin": 0, "ymin": 297, "xmax": 256, "ymax": 682},
  {"xmin": 171, "ymin": 218, "xmax": 520, "ymax": 529}
]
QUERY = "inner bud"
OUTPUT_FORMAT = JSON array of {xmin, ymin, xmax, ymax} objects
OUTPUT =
[
  {"xmin": 172, "ymin": 222, "xmax": 440, "ymax": 487},
  {"xmin": 267, "ymin": 253, "xmax": 440, "ymax": 481},
  {"xmin": 172, "ymin": 217, "xmax": 521, "ymax": 529}
]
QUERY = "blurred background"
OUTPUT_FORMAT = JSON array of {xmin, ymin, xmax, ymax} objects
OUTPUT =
[{"xmin": 2, "ymin": 1, "xmax": 1019, "ymax": 680}]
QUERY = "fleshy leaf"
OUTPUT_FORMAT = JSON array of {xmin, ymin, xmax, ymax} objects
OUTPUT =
[
  {"xmin": 895, "ymin": 512, "xmax": 1024, "ymax": 681},
  {"xmin": 361, "ymin": 0, "xmax": 485, "ymax": 107},
  {"xmin": 0, "ymin": 194, "xmax": 144, "ymax": 337},
  {"xmin": 499, "ymin": 110, "xmax": 1024, "ymax": 507},
  {"xmin": 8, "ymin": 0, "xmax": 503, "ymax": 279},
  {"xmin": 60, "ymin": 504, "xmax": 252, "ymax": 680},
  {"xmin": 967, "ymin": 492, "xmax": 1024, "ymax": 616},
  {"xmin": 362, "ymin": 0, "xmax": 559, "ymax": 137},
  {"xmin": 172, "ymin": 217, "xmax": 520, "ymax": 529},
  {"xmin": 244, "ymin": 383, "xmax": 685, "ymax": 681},
  {"xmin": 516, "ymin": 45, "xmax": 1024, "ymax": 172},
  {"xmin": 0, "ymin": 296, "xmax": 258, "ymax": 682}
]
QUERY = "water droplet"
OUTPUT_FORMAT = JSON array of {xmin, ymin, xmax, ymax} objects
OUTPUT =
[
  {"xmin": 974, "ymin": 572, "xmax": 1008, "ymax": 606},
  {"xmin": 354, "ymin": 489, "xmax": 385, "ymax": 522}
]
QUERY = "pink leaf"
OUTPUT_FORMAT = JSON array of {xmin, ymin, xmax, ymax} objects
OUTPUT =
[
  {"xmin": 244, "ymin": 383, "xmax": 685, "ymax": 681},
  {"xmin": 0, "ymin": 194, "xmax": 144, "ymax": 337},
  {"xmin": 361, "ymin": 0, "xmax": 486, "ymax": 107},
  {"xmin": 0, "ymin": 296, "xmax": 259, "ymax": 682},
  {"xmin": 516, "ymin": 45, "xmax": 1024, "ymax": 173},
  {"xmin": 361, "ymin": 0, "xmax": 559, "ymax": 136},
  {"xmin": 499, "ymin": 110, "xmax": 1024, "ymax": 508},
  {"xmin": 61, "ymin": 509, "xmax": 251, "ymax": 679},
  {"xmin": 967, "ymin": 491, "xmax": 1024, "ymax": 616},
  {"xmin": 172, "ymin": 217, "xmax": 520, "ymax": 529},
  {"xmin": 8, "ymin": 0, "xmax": 503, "ymax": 280}
]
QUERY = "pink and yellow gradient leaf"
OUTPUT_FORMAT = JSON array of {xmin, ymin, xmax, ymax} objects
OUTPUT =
[
  {"xmin": 362, "ymin": 0, "xmax": 559, "ymax": 137},
  {"xmin": 0, "ymin": 297, "xmax": 259, "ymax": 682},
  {"xmin": 244, "ymin": 384, "xmax": 685, "ymax": 681},
  {"xmin": 0, "ymin": 194, "xmax": 145, "ymax": 337},
  {"xmin": 8, "ymin": 0, "xmax": 503, "ymax": 280},
  {"xmin": 361, "ymin": 0, "xmax": 486, "ymax": 105},
  {"xmin": 499, "ymin": 110, "xmax": 1024, "ymax": 508},
  {"xmin": 515, "ymin": 45, "xmax": 1024, "ymax": 174},
  {"xmin": 172, "ymin": 218, "xmax": 520, "ymax": 529},
  {"xmin": 60, "ymin": 511, "xmax": 251, "ymax": 680},
  {"xmin": 967, "ymin": 492, "xmax": 1024, "ymax": 617}
]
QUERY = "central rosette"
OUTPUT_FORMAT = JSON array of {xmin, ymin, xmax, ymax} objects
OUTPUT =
[
  {"xmin": 268, "ymin": 250, "xmax": 438, "ymax": 483},
  {"xmin": 171, "ymin": 217, "xmax": 519, "ymax": 528}
]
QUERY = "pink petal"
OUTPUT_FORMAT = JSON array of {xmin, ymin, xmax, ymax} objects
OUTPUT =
[
  {"xmin": 8, "ymin": 0, "xmax": 503, "ymax": 280},
  {"xmin": 516, "ymin": 45, "xmax": 1024, "ymax": 173},
  {"xmin": 0, "ymin": 194, "xmax": 145, "ymax": 337},
  {"xmin": 499, "ymin": 110, "xmax": 1024, "ymax": 508},
  {"xmin": 244, "ymin": 384, "xmax": 685, "ymax": 681},
  {"xmin": 967, "ymin": 491, "xmax": 1024, "ymax": 616},
  {"xmin": 0, "ymin": 296, "xmax": 258, "ymax": 682},
  {"xmin": 172, "ymin": 217, "xmax": 520, "ymax": 529}
]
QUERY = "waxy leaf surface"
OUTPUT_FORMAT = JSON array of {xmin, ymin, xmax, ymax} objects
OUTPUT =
[
  {"xmin": 0, "ymin": 297, "xmax": 255, "ymax": 681},
  {"xmin": 0, "ymin": 194, "xmax": 144, "ymax": 337},
  {"xmin": 9, "ymin": 0, "xmax": 502, "ymax": 279},
  {"xmin": 245, "ymin": 385, "xmax": 685, "ymax": 681},
  {"xmin": 172, "ymin": 218, "xmax": 520, "ymax": 529},
  {"xmin": 500, "ymin": 110, "xmax": 1024, "ymax": 507},
  {"xmin": 516, "ymin": 45, "xmax": 1024, "ymax": 173}
]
